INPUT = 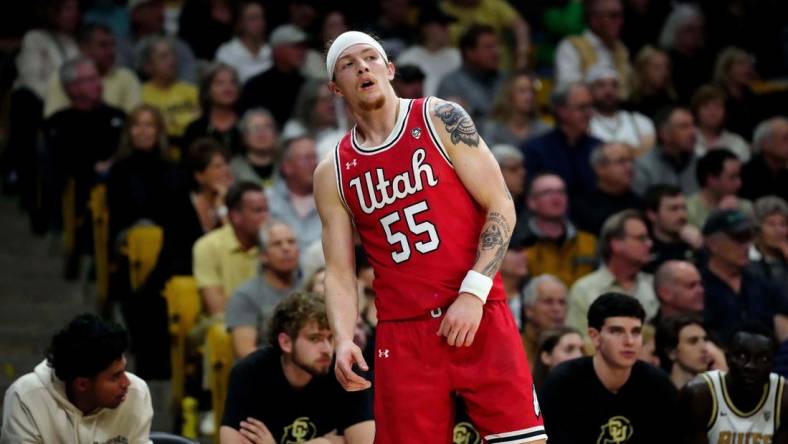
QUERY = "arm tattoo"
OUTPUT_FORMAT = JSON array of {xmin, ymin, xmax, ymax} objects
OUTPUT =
[
  {"xmin": 434, "ymin": 102, "xmax": 480, "ymax": 148},
  {"xmin": 477, "ymin": 212, "xmax": 511, "ymax": 277}
]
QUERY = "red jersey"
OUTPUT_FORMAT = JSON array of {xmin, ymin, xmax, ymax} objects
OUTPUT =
[{"xmin": 335, "ymin": 97, "xmax": 505, "ymax": 321}]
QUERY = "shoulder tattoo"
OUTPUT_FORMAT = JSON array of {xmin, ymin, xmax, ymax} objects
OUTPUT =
[{"xmin": 434, "ymin": 102, "xmax": 480, "ymax": 148}]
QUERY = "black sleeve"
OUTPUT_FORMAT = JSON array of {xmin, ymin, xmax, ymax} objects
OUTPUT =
[
  {"xmin": 650, "ymin": 373, "xmax": 680, "ymax": 442},
  {"xmin": 335, "ymin": 385, "xmax": 374, "ymax": 433},
  {"xmin": 222, "ymin": 358, "xmax": 257, "ymax": 429},
  {"xmin": 537, "ymin": 368, "xmax": 573, "ymax": 444}
]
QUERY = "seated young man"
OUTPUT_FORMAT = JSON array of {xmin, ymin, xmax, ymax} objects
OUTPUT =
[
  {"xmin": 1, "ymin": 314, "xmax": 152, "ymax": 443},
  {"xmin": 539, "ymin": 292, "xmax": 679, "ymax": 443},
  {"xmin": 220, "ymin": 292, "xmax": 375, "ymax": 444}
]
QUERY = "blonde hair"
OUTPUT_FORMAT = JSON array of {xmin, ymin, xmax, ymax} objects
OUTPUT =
[
  {"xmin": 115, "ymin": 104, "xmax": 169, "ymax": 161},
  {"xmin": 630, "ymin": 45, "xmax": 676, "ymax": 101},
  {"xmin": 713, "ymin": 46, "xmax": 752, "ymax": 86}
]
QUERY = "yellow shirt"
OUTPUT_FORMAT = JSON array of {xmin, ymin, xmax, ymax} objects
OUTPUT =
[
  {"xmin": 44, "ymin": 66, "xmax": 141, "ymax": 117},
  {"xmin": 192, "ymin": 224, "xmax": 259, "ymax": 298},
  {"xmin": 141, "ymin": 81, "xmax": 200, "ymax": 138}
]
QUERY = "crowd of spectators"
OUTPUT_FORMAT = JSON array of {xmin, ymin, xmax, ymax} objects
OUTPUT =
[{"xmin": 1, "ymin": 0, "xmax": 787, "ymax": 441}]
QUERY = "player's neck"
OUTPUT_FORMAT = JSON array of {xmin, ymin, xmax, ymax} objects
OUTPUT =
[
  {"xmin": 723, "ymin": 372, "xmax": 768, "ymax": 412},
  {"xmin": 352, "ymin": 93, "xmax": 401, "ymax": 147},
  {"xmin": 670, "ymin": 363, "xmax": 697, "ymax": 389},
  {"xmin": 593, "ymin": 354, "xmax": 632, "ymax": 394}
]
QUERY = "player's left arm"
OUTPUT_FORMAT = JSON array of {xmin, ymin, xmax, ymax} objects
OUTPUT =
[{"xmin": 429, "ymin": 98, "xmax": 516, "ymax": 347}]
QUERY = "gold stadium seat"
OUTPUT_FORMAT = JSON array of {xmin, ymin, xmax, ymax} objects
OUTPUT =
[
  {"xmin": 162, "ymin": 276, "xmax": 201, "ymax": 408},
  {"xmin": 89, "ymin": 184, "xmax": 110, "ymax": 309},
  {"xmin": 206, "ymin": 322, "xmax": 233, "ymax": 443},
  {"xmin": 124, "ymin": 225, "xmax": 164, "ymax": 291}
]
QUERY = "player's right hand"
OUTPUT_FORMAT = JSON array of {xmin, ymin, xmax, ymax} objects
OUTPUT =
[{"xmin": 334, "ymin": 339, "xmax": 371, "ymax": 392}]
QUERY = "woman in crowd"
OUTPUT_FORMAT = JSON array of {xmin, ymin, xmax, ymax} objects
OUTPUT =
[
  {"xmin": 659, "ymin": 4, "xmax": 713, "ymax": 101},
  {"xmin": 215, "ymin": 1, "xmax": 271, "ymax": 84},
  {"xmin": 714, "ymin": 46, "xmax": 761, "ymax": 139},
  {"xmin": 107, "ymin": 107, "xmax": 175, "ymax": 381},
  {"xmin": 482, "ymin": 71, "xmax": 551, "ymax": 148},
  {"xmin": 7, "ymin": 0, "xmax": 80, "ymax": 221},
  {"xmin": 182, "ymin": 63, "xmax": 244, "ymax": 156},
  {"xmin": 15, "ymin": 0, "xmax": 80, "ymax": 102},
  {"xmin": 627, "ymin": 45, "xmax": 677, "ymax": 119},
  {"xmin": 229, "ymin": 108, "xmax": 279, "ymax": 188},
  {"xmin": 140, "ymin": 36, "xmax": 200, "ymax": 151},
  {"xmin": 531, "ymin": 327, "xmax": 585, "ymax": 389},
  {"xmin": 750, "ymin": 196, "xmax": 788, "ymax": 291},
  {"xmin": 690, "ymin": 84, "xmax": 750, "ymax": 161},
  {"xmin": 107, "ymin": 104, "xmax": 174, "ymax": 242}
]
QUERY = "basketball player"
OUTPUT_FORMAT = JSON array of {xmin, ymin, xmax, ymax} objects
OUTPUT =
[
  {"xmin": 314, "ymin": 31, "xmax": 546, "ymax": 443},
  {"xmin": 680, "ymin": 323, "xmax": 788, "ymax": 443}
]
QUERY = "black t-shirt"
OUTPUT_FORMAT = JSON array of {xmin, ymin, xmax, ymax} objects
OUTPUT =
[
  {"xmin": 539, "ymin": 357, "xmax": 678, "ymax": 444},
  {"xmin": 222, "ymin": 347, "xmax": 373, "ymax": 442}
]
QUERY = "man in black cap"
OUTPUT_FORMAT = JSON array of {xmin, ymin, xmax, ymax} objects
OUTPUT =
[{"xmin": 700, "ymin": 209, "xmax": 788, "ymax": 343}]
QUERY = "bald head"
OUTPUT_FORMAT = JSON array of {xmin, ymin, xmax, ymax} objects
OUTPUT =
[{"xmin": 654, "ymin": 260, "xmax": 704, "ymax": 315}]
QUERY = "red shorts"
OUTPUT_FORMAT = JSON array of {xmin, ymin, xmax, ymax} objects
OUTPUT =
[{"xmin": 373, "ymin": 300, "xmax": 546, "ymax": 444}]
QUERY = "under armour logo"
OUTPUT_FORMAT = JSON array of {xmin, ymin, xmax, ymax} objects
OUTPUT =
[
  {"xmin": 378, "ymin": 349, "xmax": 390, "ymax": 358},
  {"xmin": 411, "ymin": 127, "xmax": 422, "ymax": 139},
  {"xmin": 346, "ymin": 159, "xmax": 357, "ymax": 170}
]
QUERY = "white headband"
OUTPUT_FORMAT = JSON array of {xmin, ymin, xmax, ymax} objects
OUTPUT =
[{"xmin": 325, "ymin": 31, "xmax": 388, "ymax": 79}]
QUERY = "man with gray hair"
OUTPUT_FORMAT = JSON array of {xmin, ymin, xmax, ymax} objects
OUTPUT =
[
  {"xmin": 567, "ymin": 209, "xmax": 660, "ymax": 337},
  {"xmin": 226, "ymin": 220, "xmax": 301, "ymax": 358},
  {"xmin": 267, "ymin": 136, "xmax": 320, "ymax": 253},
  {"xmin": 45, "ymin": 56, "xmax": 125, "ymax": 278},
  {"xmin": 521, "ymin": 274, "xmax": 568, "ymax": 366},
  {"xmin": 230, "ymin": 108, "xmax": 279, "ymax": 188},
  {"xmin": 45, "ymin": 23, "xmax": 141, "ymax": 117},
  {"xmin": 740, "ymin": 117, "xmax": 788, "ymax": 202},
  {"xmin": 571, "ymin": 142, "xmax": 642, "ymax": 235},
  {"xmin": 523, "ymin": 82, "xmax": 601, "ymax": 195}
]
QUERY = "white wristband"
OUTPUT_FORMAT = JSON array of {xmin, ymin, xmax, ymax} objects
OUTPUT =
[{"xmin": 459, "ymin": 270, "xmax": 493, "ymax": 304}]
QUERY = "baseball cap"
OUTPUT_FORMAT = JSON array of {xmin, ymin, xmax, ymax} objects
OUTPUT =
[
  {"xmin": 269, "ymin": 25, "xmax": 309, "ymax": 48},
  {"xmin": 702, "ymin": 209, "xmax": 755, "ymax": 240}
]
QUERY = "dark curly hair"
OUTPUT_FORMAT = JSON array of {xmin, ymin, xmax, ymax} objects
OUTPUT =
[
  {"xmin": 588, "ymin": 293, "xmax": 646, "ymax": 331},
  {"xmin": 46, "ymin": 313, "xmax": 128, "ymax": 383},
  {"xmin": 267, "ymin": 292, "xmax": 329, "ymax": 351}
]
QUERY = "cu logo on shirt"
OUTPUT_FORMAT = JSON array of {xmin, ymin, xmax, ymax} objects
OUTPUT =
[
  {"xmin": 453, "ymin": 421, "xmax": 480, "ymax": 444},
  {"xmin": 597, "ymin": 416, "xmax": 633, "ymax": 444},
  {"xmin": 282, "ymin": 416, "xmax": 317, "ymax": 443}
]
